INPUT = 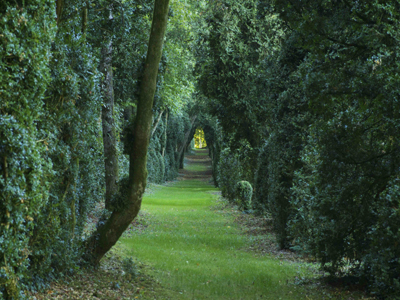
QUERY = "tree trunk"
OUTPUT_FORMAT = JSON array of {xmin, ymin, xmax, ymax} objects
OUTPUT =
[
  {"xmin": 151, "ymin": 109, "xmax": 164, "ymax": 137},
  {"xmin": 86, "ymin": 0, "xmax": 170, "ymax": 265},
  {"xmin": 56, "ymin": 0, "xmax": 63, "ymax": 25},
  {"xmin": 81, "ymin": 1, "xmax": 88, "ymax": 34},
  {"xmin": 162, "ymin": 110, "xmax": 169, "ymax": 157},
  {"xmin": 101, "ymin": 40, "xmax": 119, "ymax": 210},
  {"xmin": 178, "ymin": 116, "xmax": 197, "ymax": 169}
]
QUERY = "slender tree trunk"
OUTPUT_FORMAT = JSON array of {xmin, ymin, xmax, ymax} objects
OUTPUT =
[
  {"xmin": 101, "ymin": 40, "xmax": 119, "ymax": 210},
  {"xmin": 70, "ymin": 158, "xmax": 79, "ymax": 238},
  {"xmin": 86, "ymin": 0, "xmax": 170, "ymax": 265},
  {"xmin": 151, "ymin": 109, "xmax": 165, "ymax": 137},
  {"xmin": 56, "ymin": 0, "xmax": 63, "ymax": 25},
  {"xmin": 178, "ymin": 116, "xmax": 197, "ymax": 168},
  {"xmin": 81, "ymin": 1, "xmax": 88, "ymax": 34},
  {"xmin": 162, "ymin": 110, "xmax": 169, "ymax": 157}
]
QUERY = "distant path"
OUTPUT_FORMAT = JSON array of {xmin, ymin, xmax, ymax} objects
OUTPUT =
[
  {"xmin": 179, "ymin": 148, "xmax": 213, "ymax": 180},
  {"xmin": 120, "ymin": 149, "xmax": 319, "ymax": 299}
]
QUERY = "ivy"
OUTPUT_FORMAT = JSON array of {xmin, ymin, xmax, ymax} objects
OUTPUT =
[{"xmin": 0, "ymin": 0, "xmax": 55, "ymax": 297}]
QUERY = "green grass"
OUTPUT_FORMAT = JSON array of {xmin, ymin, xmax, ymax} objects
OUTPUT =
[
  {"xmin": 193, "ymin": 148, "xmax": 209, "ymax": 156},
  {"xmin": 120, "ymin": 150, "xmax": 369, "ymax": 299},
  {"xmin": 184, "ymin": 161, "xmax": 211, "ymax": 172}
]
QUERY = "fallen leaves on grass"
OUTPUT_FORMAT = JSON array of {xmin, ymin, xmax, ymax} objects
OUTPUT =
[{"xmin": 27, "ymin": 249, "xmax": 165, "ymax": 300}]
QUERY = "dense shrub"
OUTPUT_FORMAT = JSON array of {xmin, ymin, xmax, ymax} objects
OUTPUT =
[
  {"xmin": 265, "ymin": 133, "xmax": 296, "ymax": 249},
  {"xmin": 198, "ymin": 0, "xmax": 400, "ymax": 297},
  {"xmin": 164, "ymin": 143, "xmax": 178, "ymax": 181},
  {"xmin": 0, "ymin": 0, "xmax": 55, "ymax": 297},
  {"xmin": 26, "ymin": 0, "xmax": 105, "ymax": 290},
  {"xmin": 277, "ymin": 1, "xmax": 400, "ymax": 296},
  {"xmin": 362, "ymin": 178, "xmax": 400, "ymax": 297},
  {"xmin": 235, "ymin": 181, "xmax": 252, "ymax": 211},
  {"xmin": 291, "ymin": 114, "xmax": 400, "ymax": 297},
  {"xmin": 147, "ymin": 150, "xmax": 165, "ymax": 184},
  {"xmin": 217, "ymin": 138, "xmax": 257, "ymax": 201},
  {"xmin": 251, "ymin": 36, "xmax": 308, "ymax": 249},
  {"xmin": 217, "ymin": 147, "xmax": 241, "ymax": 201}
]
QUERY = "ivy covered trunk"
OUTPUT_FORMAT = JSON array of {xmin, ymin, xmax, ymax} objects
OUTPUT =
[{"xmin": 86, "ymin": 0, "xmax": 170, "ymax": 265}]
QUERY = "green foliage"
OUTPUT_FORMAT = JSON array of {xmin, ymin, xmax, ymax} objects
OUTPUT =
[
  {"xmin": 200, "ymin": 0, "xmax": 400, "ymax": 296},
  {"xmin": 0, "ymin": 0, "xmax": 198, "ymax": 296},
  {"xmin": 147, "ymin": 150, "xmax": 165, "ymax": 184},
  {"xmin": 196, "ymin": 0, "xmax": 284, "ymax": 148},
  {"xmin": 190, "ymin": 139, "xmax": 195, "ymax": 150},
  {"xmin": 107, "ymin": 0, "xmax": 153, "ymax": 120},
  {"xmin": 275, "ymin": 0, "xmax": 400, "ymax": 296},
  {"xmin": 3, "ymin": 0, "xmax": 400, "ymax": 297},
  {"xmin": 143, "ymin": 0, "xmax": 200, "ymax": 183},
  {"xmin": 217, "ymin": 148, "xmax": 241, "ymax": 201},
  {"xmin": 25, "ymin": 0, "xmax": 105, "ymax": 290},
  {"xmin": 161, "ymin": 0, "xmax": 196, "ymax": 111},
  {"xmin": 146, "ymin": 110, "xmax": 167, "ymax": 184},
  {"xmin": 0, "ymin": 0, "xmax": 55, "ymax": 297},
  {"xmin": 362, "ymin": 178, "xmax": 400, "ymax": 297},
  {"xmin": 216, "ymin": 137, "xmax": 256, "ymax": 202},
  {"xmin": 235, "ymin": 181, "xmax": 252, "ymax": 211},
  {"xmin": 195, "ymin": 0, "xmax": 300, "ymax": 249}
]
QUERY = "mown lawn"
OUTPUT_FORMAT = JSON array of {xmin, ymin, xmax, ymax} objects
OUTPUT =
[{"xmin": 120, "ymin": 150, "xmax": 371, "ymax": 300}]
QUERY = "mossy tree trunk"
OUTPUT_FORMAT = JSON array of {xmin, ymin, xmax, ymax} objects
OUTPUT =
[{"xmin": 86, "ymin": 0, "xmax": 170, "ymax": 265}]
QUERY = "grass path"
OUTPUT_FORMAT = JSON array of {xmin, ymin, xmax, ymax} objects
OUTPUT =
[{"xmin": 120, "ymin": 149, "xmax": 365, "ymax": 300}]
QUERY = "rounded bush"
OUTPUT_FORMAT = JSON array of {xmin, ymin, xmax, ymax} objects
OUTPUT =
[{"xmin": 235, "ymin": 181, "xmax": 253, "ymax": 211}]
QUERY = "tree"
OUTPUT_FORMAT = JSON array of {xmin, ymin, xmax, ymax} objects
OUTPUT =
[
  {"xmin": 100, "ymin": 1, "xmax": 119, "ymax": 210},
  {"xmin": 86, "ymin": 0, "xmax": 171, "ymax": 265}
]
